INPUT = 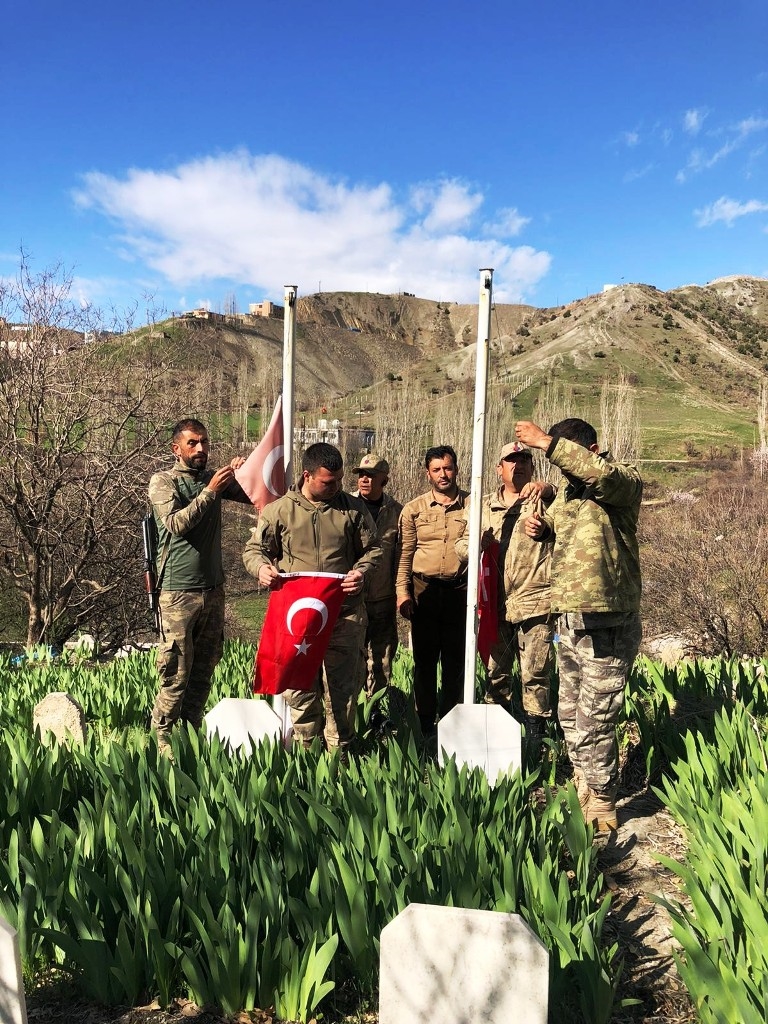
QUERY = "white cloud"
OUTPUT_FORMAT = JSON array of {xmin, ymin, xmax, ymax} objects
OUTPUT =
[
  {"xmin": 73, "ymin": 152, "xmax": 551, "ymax": 303},
  {"xmin": 623, "ymin": 163, "xmax": 656, "ymax": 183},
  {"xmin": 683, "ymin": 108, "xmax": 707, "ymax": 135},
  {"xmin": 483, "ymin": 207, "xmax": 530, "ymax": 237},
  {"xmin": 622, "ymin": 131, "xmax": 640, "ymax": 147},
  {"xmin": 694, "ymin": 195, "xmax": 768, "ymax": 227},
  {"xmin": 677, "ymin": 114, "xmax": 768, "ymax": 182}
]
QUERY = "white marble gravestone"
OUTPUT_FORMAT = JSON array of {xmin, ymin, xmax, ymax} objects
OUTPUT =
[
  {"xmin": 0, "ymin": 917, "xmax": 27, "ymax": 1024},
  {"xmin": 379, "ymin": 903, "xmax": 548, "ymax": 1024},
  {"xmin": 437, "ymin": 703, "xmax": 522, "ymax": 784},
  {"xmin": 204, "ymin": 697, "xmax": 282, "ymax": 751}
]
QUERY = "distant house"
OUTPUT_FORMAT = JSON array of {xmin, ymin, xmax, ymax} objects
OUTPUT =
[{"xmin": 249, "ymin": 301, "xmax": 284, "ymax": 320}]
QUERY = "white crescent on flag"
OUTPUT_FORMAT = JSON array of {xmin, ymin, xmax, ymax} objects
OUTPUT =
[
  {"xmin": 262, "ymin": 444, "xmax": 285, "ymax": 497},
  {"xmin": 286, "ymin": 597, "xmax": 329, "ymax": 635},
  {"xmin": 234, "ymin": 395, "xmax": 286, "ymax": 511}
]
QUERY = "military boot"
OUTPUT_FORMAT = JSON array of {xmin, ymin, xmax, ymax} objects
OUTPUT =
[
  {"xmin": 522, "ymin": 713, "xmax": 548, "ymax": 765},
  {"xmin": 584, "ymin": 786, "xmax": 618, "ymax": 834}
]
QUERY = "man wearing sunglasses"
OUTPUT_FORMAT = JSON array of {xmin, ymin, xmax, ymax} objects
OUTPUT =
[{"xmin": 352, "ymin": 454, "xmax": 403, "ymax": 729}]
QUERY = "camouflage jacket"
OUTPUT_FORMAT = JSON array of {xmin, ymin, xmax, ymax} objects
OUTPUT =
[
  {"xmin": 149, "ymin": 462, "xmax": 250, "ymax": 591},
  {"xmin": 540, "ymin": 438, "xmax": 642, "ymax": 614},
  {"xmin": 455, "ymin": 486, "xmax": 555, "ymax": 623},
  {"xmin": 243, "ymin": 488, "xmax": 382, "ymax": 618},
  {"xmin": 352, "ymin": 490, "xmax": 403, "ymax": 604}
]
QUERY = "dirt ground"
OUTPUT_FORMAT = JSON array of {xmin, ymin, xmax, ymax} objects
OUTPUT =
[{"xmin": 24, "ymin": 777, "xmax": 694, "ymax": 1024}]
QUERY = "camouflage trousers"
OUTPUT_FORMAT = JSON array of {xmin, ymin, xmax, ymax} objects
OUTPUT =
[
  {"xmin": 486, "ymin": 614, "xmax": 554, "ymax": 718},
  {"xmin": 285, "ymin": 615, "xmax": 366, "ymax": 751},
  {"xmin": 151, "ymin": 587, "xmax": 225, "ymax": 743},
  {"xmin": 362, "ymin": 598, "xmax": 399, "ymax": 698},
  {"xmin": 557, "ymin": 611, "xmax": 642, "ymax": 794}
]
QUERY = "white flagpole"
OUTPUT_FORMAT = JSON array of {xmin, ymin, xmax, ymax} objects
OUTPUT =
[
  {"xmin": 274, "ymin": 285, "xmax": 298, "ymax": 730},
  {"xmin": 463, "ymin": 269, "xmax": 494, "ymax": 704}
]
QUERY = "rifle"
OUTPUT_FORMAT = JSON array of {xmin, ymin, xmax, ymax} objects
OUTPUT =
[{"xmin": 141, "ymin": 514, "xmax": 161, "ymax": 634}]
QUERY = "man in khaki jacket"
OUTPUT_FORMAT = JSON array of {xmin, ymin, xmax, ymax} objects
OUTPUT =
[
  {"xmin": 456, "ymin": 441, "xmax": 556, "ymax": 746},
  {"xmin": 396, "ymin": 444, "xmax": 468, "ymax": 736},
  {"xmin": 243, "ymin": 442, "xmax": 382, "ymax": 752},
  {"xmin": 351, "ymin": 454, "xmax": 402, "ymax": 726}
]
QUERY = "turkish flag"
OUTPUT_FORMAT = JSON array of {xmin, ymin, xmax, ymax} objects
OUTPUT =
[
  {"xmin": 477, "ymin": 541, "xmax": 500, "ymax": 666},
  {"xmin": 235, "ymin": 395, "xmax": 285, "ymax": 511},
  {"xmin": 253, "ymin": 572, "xmax": 346, "ymax": 694}
]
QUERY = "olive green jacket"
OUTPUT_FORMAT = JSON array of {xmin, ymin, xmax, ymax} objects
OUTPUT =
[
  {"xmin": 149, "ymin": 462, "xmax": 250, "ymax": 591},
  {"xmin": 243, "ymin": 488, "xmax": 382, "ymax": 618},
  {"xmin": 352, "ymin": 490, "xmax": 403, "ymax": 605}
]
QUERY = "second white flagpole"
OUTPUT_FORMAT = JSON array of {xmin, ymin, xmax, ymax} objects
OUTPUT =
[{"xmin": 463, "ymin": 269, "xmax": 494, "ymax": 704}]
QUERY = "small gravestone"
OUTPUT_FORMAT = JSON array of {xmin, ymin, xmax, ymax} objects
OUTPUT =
[
  {"xmin": 0, "ymin": 917, "xmax": 28, "ymax": 1024},
  {"xmin": 204, "ymin": 698, "xmax": 282, "ymax": 751},
  {"xmin": 437, "ymin": 703, "xmax": 521, "ymax": 784},
  {"xmin": 379, "ymin": 904, "xmax": 548, "ymax": 1024},
  {"xmin": 32, "ymin": 692, "xmax": 86, "ymax": 745}
]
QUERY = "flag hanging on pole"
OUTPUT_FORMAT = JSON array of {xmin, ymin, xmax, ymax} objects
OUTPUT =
[
  {"xmin": 253, "ymin": 572, "xmax": 346, "ymax": 695},
  {"xmin": 477, "ymin": 541, "xmax": 500, "ymax": 666},
  {"xmin": 235, "ymin": 395, "xmax": 285, "ymax": 511}
]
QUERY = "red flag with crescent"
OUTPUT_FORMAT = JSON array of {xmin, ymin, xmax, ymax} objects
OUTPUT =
[
  {"xmin": 477, "ymin": 541, "xmax": 500, "ymax": 666},
  {"xmin": 253, "ymin": 572, "xmax": 346, "ymax": 694},
  {"xmin": 235, "ymin": 395, "xmax": 285, "ymax": 511}
]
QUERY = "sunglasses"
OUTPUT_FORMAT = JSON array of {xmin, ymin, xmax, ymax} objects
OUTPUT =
[{"xmin": 502, "ymin": 454, "xmax": 532, "ymax": 463}]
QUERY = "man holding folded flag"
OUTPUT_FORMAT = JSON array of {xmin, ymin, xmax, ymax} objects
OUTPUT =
[{"xmin": 243, "ymin": 442, "xmax": 382, "ymax": 753}]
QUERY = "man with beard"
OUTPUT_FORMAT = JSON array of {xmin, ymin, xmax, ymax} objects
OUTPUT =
[
  {"xmin": 396, "ymin": 445, "xmax": 468, "ymax": 737},
  {"xmin": 148, "ymin": 418, "xmax": 249, "ymax": 753}
]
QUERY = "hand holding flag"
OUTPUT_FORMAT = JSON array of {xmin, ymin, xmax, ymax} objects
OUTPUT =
[{"xmin": 253, "ymin": 572, "xmax": 346, "ymax": 695}]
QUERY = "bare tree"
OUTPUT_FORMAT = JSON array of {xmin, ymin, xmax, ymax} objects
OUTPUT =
[
  {"xmin": 641, "ymin": 481, "xmax": 768, "ymax": 657},
  {"xmin": 0, "ymin": 257, "xmax": 177, "ymax": 648},
  {"xmin": 599, "ymin": 370, "xmax": 640, "ymax": 463}
]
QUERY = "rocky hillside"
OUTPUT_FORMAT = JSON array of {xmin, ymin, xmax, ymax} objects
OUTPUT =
[{"xmin": 137, "ymin": 277, "xmax": 768, "ymax": 455}]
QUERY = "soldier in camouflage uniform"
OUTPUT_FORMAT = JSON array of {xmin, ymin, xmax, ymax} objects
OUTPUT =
[
  {"xmin": 149, "ymin": 419, "xmax": 250, "ymax": 753},
  {"xmin": 455, "ymin": 441, "xmax": 556, "ymax": 749},
  {"xmin": 516, "ymin": 417, "xmax": 642, "ymax": 834},
  {"xmin": 243, "ymin": 442, "xmax": 382, "ymax": 752}
]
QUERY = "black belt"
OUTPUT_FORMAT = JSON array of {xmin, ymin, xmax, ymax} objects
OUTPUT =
[{"xmin": 413, "ymin": 572, "xmax": 466, "ymax": 589}]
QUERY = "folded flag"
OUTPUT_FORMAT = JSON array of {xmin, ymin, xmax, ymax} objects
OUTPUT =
[
  {"xmin": 253, "ymin": 572, "xmax": 346, "ymax": 694},
  {"xmin": 477, "ymin": 541, "xmax": 500, "ymax": 667}
]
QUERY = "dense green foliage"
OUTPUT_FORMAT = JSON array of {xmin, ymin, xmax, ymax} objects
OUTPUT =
[
  {"xmin": 3, "ymin": 644, "xmax": 768, "ymax": 1021},
  {"xmin": 0, "ymin": 643, "xmax": 614, "ymax": 1022}
]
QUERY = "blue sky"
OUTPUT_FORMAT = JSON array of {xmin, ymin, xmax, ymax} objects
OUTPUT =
[{"xmin": 2, "ymin": 0, "xmax": 767, "ymax": 316}]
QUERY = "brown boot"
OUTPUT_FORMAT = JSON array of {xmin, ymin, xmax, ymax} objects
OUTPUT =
[
  {"xmin": 572, "ymin": 768, "xmax": 589, "ymax": 810},
  {"xmin": 584, "ymin": 787, "xmax": 618, "ymax": 834}
]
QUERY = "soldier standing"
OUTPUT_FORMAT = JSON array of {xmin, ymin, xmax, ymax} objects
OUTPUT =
[
  {"xmin": 455, "ymin": 441, "xmax": 556, "ymax": 749},
  {"xmin": 352, "ymin": 453, "xmax": 403, "ymax": 730},
  {"xmin": 148, "ymin": 418, "xmax": 250, "ymax": 754},
  {"xmin": 517, "ymin": 418, "xmax": 642, "ymax": 834}
]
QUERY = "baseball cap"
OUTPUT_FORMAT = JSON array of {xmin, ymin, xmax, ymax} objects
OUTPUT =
[
  {"xmin": 354, "ymin": 453, "xmax": 390, "ymax": 474},
  {"xmin": 498, "ymin": 441, "xmax": 532, "ymax": 461}
]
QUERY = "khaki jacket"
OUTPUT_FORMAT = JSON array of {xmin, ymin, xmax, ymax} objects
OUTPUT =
[
  {"xmin": 396, "ymin": 490, "xmax": 468, "ymax": 601},
  {"xmin": 456, "ymin": 486, "xmax": 554, "ymax": 623},
  {"xmin": 541, "ymin": 438, "xmax": 642, "ymax": 614},
  {"xmin": 243, "ymin": 488, "xmax": 382, "ymax": 618},
  {"xmin": 352, "ymin": 490, "xmax": 402, "ymax": 604}
]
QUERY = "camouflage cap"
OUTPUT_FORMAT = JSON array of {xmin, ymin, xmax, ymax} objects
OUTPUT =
[
  {"xmin": 354, "ymin": 452, "xmax": 390, "ymax": 474},
  {"xmin": 499, "ymin": 441, "xmax": 532, "ymax": 461}
]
